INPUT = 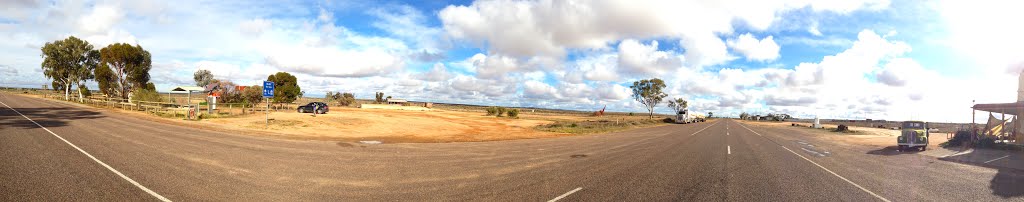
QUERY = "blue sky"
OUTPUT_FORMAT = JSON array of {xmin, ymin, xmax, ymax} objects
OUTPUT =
[{"xmin": 2, "ymin": 0, "xmax": 1024, "ymax": 123}]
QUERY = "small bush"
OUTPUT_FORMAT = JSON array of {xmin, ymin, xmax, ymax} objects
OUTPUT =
[
  {"xmin": 132, "ymin": 88, "xmax": 163, "ymax": 102},
  {"xmin": 836, "ymin": 124, "xmax": 849, "ymax": 132},
  {"xmin": 507, "ymin": 109, "xmax": 519, "ymax": 118},
  {"xmin": 628, "ymin": 112, "xmax": 634, "ymax": 116},
  {"xmin": 944, "ymin": 131, "xmax": 972, "ymax": 147},
  {"xmin": 496, "ymin": 107, "xmax": 507, "ymax": 117},
  {"xmin": 569, "ymin": 123, "xmax": 578, "ymax": 127},
  {"xmin": 662, "ymin": 118, "xmax": 674, "ymax": 123},
  {"xmin": 976, "ymin": 137, "xmax": 996, "ymax": 148},
  {"xmin": 485, "ymin": 106, "xmax": 498, "ymax": 116}
]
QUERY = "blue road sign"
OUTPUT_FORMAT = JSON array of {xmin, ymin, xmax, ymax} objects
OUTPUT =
[{"xmin": 263, "ymin": 81, "xmax": 275, "ymax": 97}]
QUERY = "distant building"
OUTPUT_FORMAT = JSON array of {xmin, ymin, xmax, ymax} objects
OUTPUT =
[{"xmin": 387, "ymin": 98, "xmax": 407, "ymax": 105}]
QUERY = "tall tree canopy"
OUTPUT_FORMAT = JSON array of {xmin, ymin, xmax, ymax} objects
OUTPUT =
[
  {"xmin": 267, "ymin": 72, "xmax": 301, "ymax": 103},
  {"xmin": 668, "ymin": 98, "xmax": 688, "ymax": 113},
  {"xmin": 40, "ymin": 36, "xmax": 99, "ymax": 101},
  {"xmin": 630, "ymin": 78, "xmax": 667, "ymax": 119},
  {"xmin": 194, "ymin": 69, "xmax": 214, "ymax": 87},
  {"xmin": 94, "ymin": 63, "xmax": 117, "ymax": 96},
  {"xmin": 98, "ymin": 43, "xmax": 152, "ymax": 100}
]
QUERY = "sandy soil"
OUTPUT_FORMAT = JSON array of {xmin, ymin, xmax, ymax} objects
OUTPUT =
[
  {"xmin": 8, "ymin": 92, "xmax": 655, "ymax": 143},
  {"xmin": 744, "ymin": 121, "xmax": 948, "ymax": 149},
  {"xmin": 203, "ymin": 107, "xmax": 568, "ymax": 143}
]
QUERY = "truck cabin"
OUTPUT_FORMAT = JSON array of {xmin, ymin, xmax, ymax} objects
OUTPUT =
[{"xmin": 902, "ymin": 121, "xmax": 926, "ymax": 130}]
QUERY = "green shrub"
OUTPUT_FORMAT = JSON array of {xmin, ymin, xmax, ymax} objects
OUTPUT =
[
  {"xmin": 507, "ymin": 109, "xmax": 519, "ymax": 118},
  {"xmin": 485, "ymin": 106, "xmax": 498, "ymax": 116},
  {"xmin": 943, "ymin": 131, "xmax": 972, "ymax": 147},
  {"xmin": 976, "ymin": 137, "xmax": 996, "ymax": 148},
  {"xmin": 628, "ymin": 112, "xmax": 634, "ymax": 116},
  {"xmin": 132, "ymin": 88, "xmax": 163, "ymax": 102},
  {"xmin": 496, "ymin": 107, "xmax": 507, "ymax": 117}
]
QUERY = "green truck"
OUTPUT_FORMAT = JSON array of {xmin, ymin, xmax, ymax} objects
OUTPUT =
[{"xmin": 897, "ymin": 121, "xmax": 929, "ymax": 151}]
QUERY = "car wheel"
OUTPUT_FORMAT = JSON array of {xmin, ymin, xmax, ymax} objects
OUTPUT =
[
  {"xmin": 897, "ymin": 145, "xmax": 904, "ymax": 152},
  {"xmin": 920, "ymin": 146, "xmax": 927, "ymax": 151},
  {"xmin": 297, "ymin": 108, "xmax": 303, "ymax": 113}
]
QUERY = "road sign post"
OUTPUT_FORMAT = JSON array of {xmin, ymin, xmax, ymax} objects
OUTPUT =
[{"xmin": 263, "ymin": 81, "xmax": 275, "ymax": 128}]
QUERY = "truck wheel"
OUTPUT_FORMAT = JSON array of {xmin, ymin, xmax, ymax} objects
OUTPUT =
[
  {"xmin": 897, "ymin": 145, "xmax": 904, "ymax": 152},
  {"xmin": 920, "ymin": 146, "xmax": 927, "ymax": 151}
]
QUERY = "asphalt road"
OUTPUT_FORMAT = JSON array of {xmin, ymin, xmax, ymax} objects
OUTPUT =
[{"xmin": 1, "ymin": 92, "xmax": 1021, "ymax": 201}]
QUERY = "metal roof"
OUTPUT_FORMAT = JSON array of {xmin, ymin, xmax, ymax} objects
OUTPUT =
[
  {"xmin": 973, "ymin": 102, "xmax": 1024, "ymax": 116},
  {"xmin": 169, "ymin": 86, "xmax": 206, "ymax": 92}
]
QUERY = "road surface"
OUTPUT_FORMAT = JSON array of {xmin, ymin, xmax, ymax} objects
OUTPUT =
[{"xmin": 1, "ymin": 93, "xmax": 1021, "ymax": 201}]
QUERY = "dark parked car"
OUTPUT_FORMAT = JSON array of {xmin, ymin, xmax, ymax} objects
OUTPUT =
[{"xmin": 297, "ymin": 102, "xmax": 329, "ymax": 114}]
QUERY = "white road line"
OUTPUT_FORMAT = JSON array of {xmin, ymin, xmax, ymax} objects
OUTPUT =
[
  {"xmin": 548, "ymin": 187, "xmax": 582, "ymax": 202},
  {"xmin": 984, "ymin": 155, "xmax": 1011, "ymax": 164},
  {"xmin": 691, "ymin": 122, "xmax": 718, "ymax": 136},
  {"xmin": 728, "ymin": 146, "xmax": 731, "ymax": 154},
  {"xmin": 727, "ymin": 132, "xmax": 729, "ymax": 136},
  {"xmin": 0, "ymin": 100, "xmax": 172, "ymax": 202},
  {"xmin": 781, "ymin": 146, "xmax": 890, "ymax": 202},
  {"xmin": 736, "ymin": 122, "xmax": 763, "ymax": 136}
]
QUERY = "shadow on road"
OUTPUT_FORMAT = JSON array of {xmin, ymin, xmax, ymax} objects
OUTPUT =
[
  {"xmin": 991, "ymin": 168, "xmax": 1024, "ymax": 198},
  {"xmin": 866, "ymin": 146, "xmax": 922, "ymax": 156},
  {"xmin": 0, "ymin": 107, "xmax": 104, "ymax": 129}
]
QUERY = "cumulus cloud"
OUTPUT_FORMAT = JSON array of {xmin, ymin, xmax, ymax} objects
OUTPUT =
[
  {"xmin": 875, "ymin": 58, "xmax": 923, "ymax": 87},
  {"xmin": 416, "ymin": 63, "xmax": 453, "ymax": 82},
  {"xmin": 617, "ymin": 39, "xmax": 683, "ymax": 76},
  {"xmin": 78, "ymin": 5, "xmax": 123, "ymax": 35},
  {"xmin": 727, "ymin": 33, "xmax": 781, "ymax": 62},
  {"xmin": 523, "ymin": 80, "xmax": 558, "ymax": 99},
  {"xmin": 439, "ymin": 0, "xmax": 889, "ymax": 66}
]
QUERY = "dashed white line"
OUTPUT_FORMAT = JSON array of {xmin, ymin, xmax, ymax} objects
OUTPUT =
[
  {"xmin": 781, "ymin": 146, "xmax": 890, "ymax": 202},
  {"xmin": 691, "ymin": 122, "xmax": 718, "ymax": 136},
  {"xmin": 728, "ymin": 146, "xmax": 731, "ymax": 154},
  {"xmin": 984, "ymin": 155, "xmax": 1011, "ymax": 164},
  {"xmin": 0, "ymin": 100, "xmax": 172, "ymax": 202},
  {"xmin": 548, "ymin": 187, "xmax": 582, "ymax": 202}
]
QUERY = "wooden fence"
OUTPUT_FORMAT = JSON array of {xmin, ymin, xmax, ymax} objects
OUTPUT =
[{"xmin": 2, "ymin": 88, "xmax": 305, "ymax": 119}]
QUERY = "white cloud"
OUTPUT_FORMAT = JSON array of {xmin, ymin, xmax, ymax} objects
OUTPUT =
[
  {"xmin": 416, "ymin": 63, "xmax": 453, "ymax": 82},
  {"xmin": 439, "ymin": 0, "xmax": 889, "ymax": 68},
  {"xmin": 727, "ymin": 33, "xmax": 781, "ymax": 62},
  {"xmin": 617, "ymin": 39, "xmax": 683, "ymax": 76},
  {"xmin": 875, "ymin": 58, "xmax": 923, "ymax": 87},
  {"xmin": 523, "ymin": 80, "xmax": 558, "ymax": 99},
  {"xmin": 78, "ymin": 5, "xmax": 123, "ymax": 35}
]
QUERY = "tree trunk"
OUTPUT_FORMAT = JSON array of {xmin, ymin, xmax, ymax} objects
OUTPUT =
[
  {"xmin": 64, "ymin": 82, "xmax": 70, "ymax": 101},
  {"xmin": 77, "ymin": 82, "xmax": 84, "ymax": 103}
]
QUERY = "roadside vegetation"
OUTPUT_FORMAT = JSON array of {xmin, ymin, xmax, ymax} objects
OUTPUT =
[{"xmin": 536, "ymin": 115, "xmax": 672, "ymax": 134}]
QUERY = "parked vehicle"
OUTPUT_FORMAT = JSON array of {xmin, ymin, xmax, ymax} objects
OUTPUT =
[
  {"xmin": 297, "ymin": 102, "xmax": 329, "ymax": 114},
  {"xmin": 897, "ymin": 121, "xmax": 928, "ymax": 151},
  {"xmin": 675, "ymin": 109, "xmax": 705, "ymax": 124}
]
